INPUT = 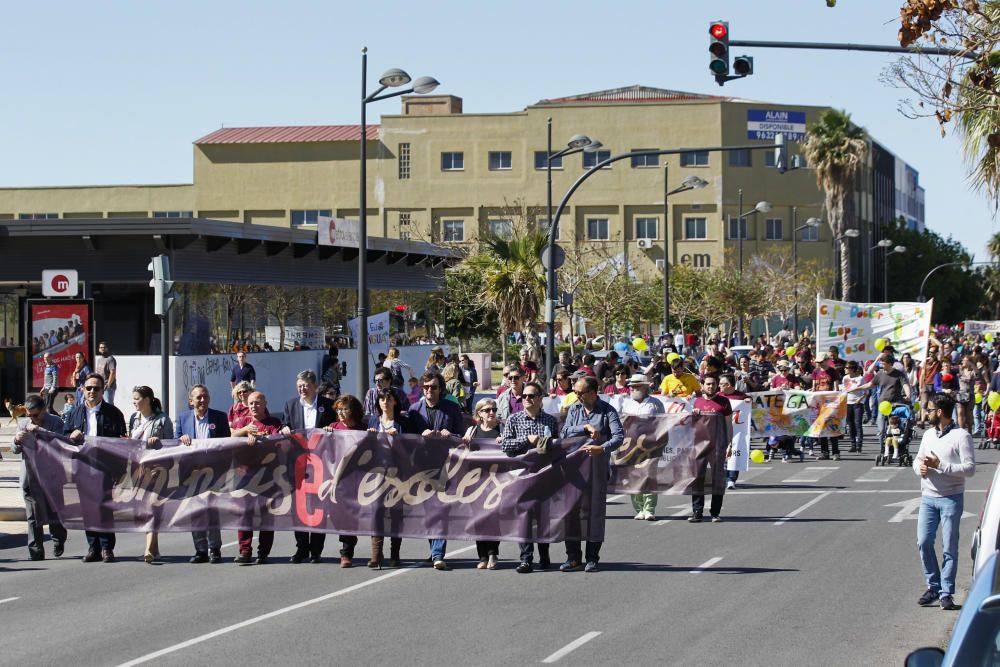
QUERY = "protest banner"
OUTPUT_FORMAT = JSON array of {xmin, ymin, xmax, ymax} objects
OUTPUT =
[
  {"xmin": 348, "ymin": 310, "xmax": 391, "ymax": 367},
  {"xmin": 749, "ymin": 390, "xmax": 847, "ymax": 438},
  {"xmin": 727, "ymin": 399, "xmax": 753, "ymax": 472},
  {"xmin": 964, "ymin": 320, "xmax": 1000, "ymax": 336},
  {"xmin": 816, "ymin": 296, "xmax": 933, "ymax": 362}
]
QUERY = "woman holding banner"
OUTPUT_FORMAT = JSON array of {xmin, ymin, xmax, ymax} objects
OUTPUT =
[{"xmin": 128, "ymin": 385, "xmax": 174, "ymax": 563}]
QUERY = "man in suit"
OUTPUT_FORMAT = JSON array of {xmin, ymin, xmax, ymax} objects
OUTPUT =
[
  {"xmin": 66, "ymin": 373, "xmax": 127, "ymax": 563},
  {"xmin": 280, "ymin": 370, "xmax": 336, "ymax": 563},
  {"xmin": 12, "ymin": 394, "xmax": 68, "ymax": 560},
  {"xmin": 176, "ymin": 384, "xmax": 231, "ymax": 564}
]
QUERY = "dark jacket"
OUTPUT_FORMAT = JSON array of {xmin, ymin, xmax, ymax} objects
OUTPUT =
[
  {"xmin": 281, "ymin": 395, "xmax": 336, "ymax": 431},
  {"xmin": 65, "ymin": 401, "xmax": 127, "ymax": 438},
  {"xmin": 406, "ymin": 397, "xmax": 464, "ymax": 434},
  {"xmin": 175, "ymin": 408, "xmax": 231, "ymax": 440}
]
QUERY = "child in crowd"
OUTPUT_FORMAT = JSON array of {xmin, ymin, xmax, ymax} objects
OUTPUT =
[
  {"xmin": 61, "ymin": 393, "xmax": 76, "ymax": 426},
  {"xmin": 880, "ymin": 414, "xmax": 903, "ymax": 463}
]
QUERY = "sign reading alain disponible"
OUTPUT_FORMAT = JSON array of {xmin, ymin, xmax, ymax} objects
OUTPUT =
[
  {"xmin": 747, "ymin": 109, "xmax": 806, "ymax": 141},
  {"xmin": 317, "ymin": 215, "xmax": 360, "ymax": 248},
  {"xmin": 23, "ymin": 415, "xmax": 726, "ymax": 542}
]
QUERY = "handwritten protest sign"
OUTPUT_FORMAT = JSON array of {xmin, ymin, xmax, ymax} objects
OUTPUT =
[{"xmin": 816, "ymin": 297, "xmax": 933, "ymax": 362}]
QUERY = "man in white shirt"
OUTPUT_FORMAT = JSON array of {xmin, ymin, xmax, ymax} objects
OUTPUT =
[
  {"xmin": 621, "ymin": 374, "xmax": 665, "ymax": 521},
  {"xmin": 913, "ymin": 392, "xmax": 975, "ymax": 611}
]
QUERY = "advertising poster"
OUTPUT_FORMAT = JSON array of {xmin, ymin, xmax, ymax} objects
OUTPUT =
[{"xmin": 26, "ymin": 299, "xmax": 93, "ymax": 390}]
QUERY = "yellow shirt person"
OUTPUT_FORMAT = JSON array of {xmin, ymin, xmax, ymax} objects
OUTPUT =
[{"xmin": 659, "ymin": 371, "xmax": 701, "ymax": 397}]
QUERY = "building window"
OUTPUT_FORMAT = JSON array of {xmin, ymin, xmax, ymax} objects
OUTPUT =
[
  {"xmin": 488, "ymin": 151, "xmax": 512, "ymax": 171},
  {"xmin": 727, "ymin": 216, "xmax": 748, "ymax": 240},
  {"xmin": 400, "ymin": 230, "xmax": 411, "ymax": 241},
  {"xmin": 684, "ymin": 217, "xmax": 707, "ymax": 240},
  {"xmin": 680, "ymin": 151, "xmax": 709, "ymax": 167},
  {"xmin": 291, "ymin": 209, "xmax": 332, "ymax": 226},
  {"xmin": 635, "ymin": 216, "xmax": 658, "ymax": 240},
  {"xmin": 18, "ymin": 213, "xmax": 58, "ymax": 220},
  {"xmin": 535, "ymin": 151, "xmax": 562, "ymax": 170},
  {"xmin": 631, "ymin": 151, "xmax": 659, "ymax": 168},
  {"xmin": 442, "ymin": 219, "xmax": 464, "ymax": 242},
  {"xmin": 765, "ymin": 151, "xmax": 776, "ymax": 168},
  {"xmin": 587, "ymin": 218, "xmax": 610, "ymax": 240},
  {"xmin": 441, "ymin": 152, "xmax": 464, "ymax": 171},
  {"xmin": 153, "ymin": 211, "xmax": 193, "ymax": 218},
  {"xmin": 398, "ymin": 143, "xmax": 411, "ymax": 180},
  {"xmin": 801, "ymin": 224, "xmax": 819, "ymax": 241},
  {"xmin": 728, "ymin": 149, "xmax": 752, "ymax": 167},
  {"xmin": 765, "ymin": 218, "xmax": 783, "ymax": 240},
  {"xmin": 583, "ymin": 150, "xmax": 611, "ymax": 169},
  {"xmin": 399, "ymin": 212, "xmax": 411, "ymax": 228},
  {"xmin": 489, "ymin": 219, "xmax": 513, "ymax": 238}
]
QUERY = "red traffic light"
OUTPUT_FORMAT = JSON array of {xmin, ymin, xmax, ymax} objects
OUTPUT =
[
  {"xmin": 394, "ymin": 305, "xmax": 407, "ymax": 312},
  {"xmin": 709, "ymin": 22, "xmax": 728, "ymax": 39}
]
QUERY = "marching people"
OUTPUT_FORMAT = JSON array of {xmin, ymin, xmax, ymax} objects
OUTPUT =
[
  {"xmin": 718, "ymin": 373, "xmax": 748, "ymax": 489},
  {"xmin": 689, "ymin": 375, "xmax": 733, "ymax": 523},
  {"xmin": 66, "ymin": 373, "xmax": 127, "ymax": 563},
  {"xmin": 659, "ymin": 358, "xmax": 701, "ymax": 397},
  {"xmin": 841, "ymin": 361, "xmax": 867, "ymax": 453},
  {"xmin": 176, "ymin": 384, "xmax": 231, "ymax": 564},
  {"xmin": 464, "ymin": 397, "xmax": 502, "ymax": 570},
  {"xmin": 231, "ymin": 391, "xmax": 283, "ymax": 565},
  {"xmin": 497, "ymin": 368, "xmax": 526, "ymax": 422},
  {"xmin": 500, "ymin": 382, "xmax": 560, "ymax": 573},
  {"xmin": 12, "ymin": 394, "xmax": 68, "ymax": 560},
  {"xmin": 601, "ymin": 365, "xmax": 631, "ymax": 396},
  {"xmin": 458, "ymin": 354, "xmax": 479, "ymax": 413},
  {"xmin": 129, "ymin": 385, "xmax": 174, "ymax": 563},
  {"xmin": 621, "ymin": 373, "xmax": 665, "ymax": 519},
  {"xmin": 560, "ymin": 376, "xmax": 624, "ymax": 573},
  {"xmin": 330, "ymin": 395, "xmax": 367, "ymax": 568},
  {"xmin": 363, "ymin": 367, "xmax": 410, "ymax": 417},
  {"xmin": 913, "ymin": 393, "xmax": 975, "ymax": 611},
  {"xmin": 281, "ymin": 370, "xmax": 337, "ymax": 564}
]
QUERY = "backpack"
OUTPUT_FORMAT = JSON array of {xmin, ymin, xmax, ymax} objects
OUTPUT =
[{"xmin": 390, "ymin": 363, "xmax": 405, "ymax": 388}]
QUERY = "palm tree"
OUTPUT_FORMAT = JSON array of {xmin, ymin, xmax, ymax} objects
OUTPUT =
[
  {"xmin": 954, "ymin": 15, "xmax": 1000, "ymax": 208},
  {"xmin": 464, "ymin": 227, "xmax": 547, "ymax": 364},
  {"xmin": 802, "ymin": 109, "xmax": 869, "ymax": 301}
]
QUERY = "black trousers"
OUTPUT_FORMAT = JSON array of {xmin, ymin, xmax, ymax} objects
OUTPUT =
[
  {"xmin": 517, "ymin": 542, "xmax": 549, "ymax": 563},
  {"xmin": 692, "ymin": 494, "xmax": 723, "ymax": 517},
  {"xmin": 338, "ymin": 535, "xmax": 357, "ymax": 557},
  {"xmin": 847, "ymin": 403, "xmax": 864, "ymax": 449},
  {"xmin": 294, "ymin": 531, "xmax": 326, "ymax": 557}
]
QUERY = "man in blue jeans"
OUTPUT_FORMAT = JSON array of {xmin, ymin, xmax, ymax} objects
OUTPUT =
[{"xmin": 913, "ymin": 392, "xmax": 975, "ymax": 610}]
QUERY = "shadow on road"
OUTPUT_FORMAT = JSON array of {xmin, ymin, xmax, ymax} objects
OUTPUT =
[{"xmin": 593, "ymin": 562, "xmax": 799, "ymax": 574}]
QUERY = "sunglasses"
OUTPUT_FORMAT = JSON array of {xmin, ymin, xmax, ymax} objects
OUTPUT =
[
  {"xmin": 508, "ymin": 376, "xmax": 522, "ymax": 381},
  {"xmin": 522, "ymin": 393, "xmax": 541, "ymax": 400},
  {"xmin": 479, "ymin": 407, "xmax": 498, "ymax": 413},
  {"xmin": 83, "ymin": 385, "xmax": 102, "ymax": 391},
  {"xmin": 422, "ymin": 385, "xmax": 439, "ymax": 391}
]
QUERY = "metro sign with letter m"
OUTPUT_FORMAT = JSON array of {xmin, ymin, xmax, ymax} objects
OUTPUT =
[{"xmin": 42, "ymin": 269, "xmax": 79, "ymax": 297}]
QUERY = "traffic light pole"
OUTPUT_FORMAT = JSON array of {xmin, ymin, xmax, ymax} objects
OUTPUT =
[{"xmin": 728, "ymin": 39, "xmax": 977, "ymax": 60}]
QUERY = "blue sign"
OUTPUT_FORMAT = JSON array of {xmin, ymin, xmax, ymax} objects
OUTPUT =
[{"xmin": 747, "ymin": 109, "xmax": 807, "ymax": 141}]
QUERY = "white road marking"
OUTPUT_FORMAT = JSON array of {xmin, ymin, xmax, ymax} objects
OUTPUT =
[
  {"xmin": 653, "ymin": 504, "xmax": 692, "ymax": 526},
  {"xmin": 739, "ymin": 466, "xmax": 773, "ymax": 481},
  {"xmin": 0, "ymin": 597, "xmax": 19, "ymax": 605},
  {"xmin": 774, "ymin": 491, "xmax": 833, "ymax": 526},
  {"xmin": 606, "ymin": 495, "xmax": 624, "ymax": 502},
  {"xmin": 885, "ymin": 498, "xmax": 976, "ymax": 523},
  {"xmin": 856, "ymin": 468, "xmax": 903, "ymax": 483},
  {"xmin": 220, "ymin": 541, "xmax": 239, "ymax": 549},
  {"xmin": 781, "ymin": 466, "xmax": 839, "ymax": 484},
  {"xmin": 115, "ymin": 544, "xmax": 478, "ymax": 666},
  {"xmin": 541, "ymin": 631, "xmax": 602, "ymax": 663},
  {"xmin": 689, "ymin": 556, "xmax": 723, "ymax": 573}
]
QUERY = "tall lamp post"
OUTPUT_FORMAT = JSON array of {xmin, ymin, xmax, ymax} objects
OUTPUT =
[
  {"xmin": 883, "ymin": 245, "xmax": 907, "ymax": 301},
  {"xmin": 544, "ymin": 121, "xmax": 599, "ymax": 384},
  {"xmin": 662, "ymin": 167, "xmax": 708, "ymax": 335},
  {"xmin": 735, "ymin": 191, "xmax": 771, "ymax": 342},
  {"xmin": 358, "ymin": 48, "xmax": 438, "ymax": 391},
  {"xmin": 832, "ymin": 228, "xmax": 861, "ymax": 299},
  {"xmin": 867, "ymin": 238, "xmax": 893, "ymax": 302},
  {"xmin": 791, "ymin": 207, "xmax": 822, "ymax": 338}
]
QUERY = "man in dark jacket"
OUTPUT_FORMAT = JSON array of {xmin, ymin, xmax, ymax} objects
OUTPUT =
[
  {"xmin": 176, "ymin": 384, "xmax": 232, "ymax": 564},
  {"xmin": 407, "ymin": 371, "xmax": 464, "ymax": 435},
  {"xmin": 65, "ymin": 373, "xmax": 127, "ymax": 563},
  {"xmin": 12, "ymin": 394, "xmax": 67, "ymax": 560}
]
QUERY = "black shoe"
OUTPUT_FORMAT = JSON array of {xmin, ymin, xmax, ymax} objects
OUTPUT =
[
  {"xmin": 918, "ymin": 588, "xmax": 940, "ymax": 606},
  {"xmin": 190, "ymin": 551, "xmax": 210, "ymax": 564},
  {"xmin": 101, "ymin": 549, "xmax": 116, "ymax": 563},
  {"xmin": 235, "ymin": 552, "xmax": 253, "ymax": 565},
  {"xmin": 53, "ymin": 542, "xmax": 64, "ymax": 558},
  {"xmin": 559, "ymin": 560, "xmax": 582, "ymax": 572},
  {"xmin": 940, "ymin": 595, "xmax": 958, "ymax": 610},
  {"xmin": 256, "ymin": 554, "xmax": 269, "ymax": 565},
  {"xmin": 82, "ymin": 550, "xmax": 101, "ymax": 563},
  {"xmin": 538, "ymin": 558, "xmax": 551, "ymax": 571},
  {"xmin": 310, "ymin": 556, "xmax": 322, "ymax": 564},
  {"xmin": 516, "ymin": 561, "xmax": 533, "ymax": 574},
  {"xmin": 209, "ymin": 550, "xmax": 222, "ymax": 564},
  {"xmin": 29, "ymin": 551, "xmax": 44, "ymax": 561},
  {"xmin": 290, "ymin": 550, "xmax": 308, "ymax": 564},
  {"xmin": 688, "ymin": 513, "xmax": 703, "ymax": 523}
]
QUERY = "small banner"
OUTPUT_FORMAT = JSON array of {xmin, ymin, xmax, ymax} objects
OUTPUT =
[
  {"xmin": 749, "ymin": 390, "xmax": 848, "ymax": 438},
  {"xmin": 816, "ymin": 296, "xmax": 933, "ymax": 362}
]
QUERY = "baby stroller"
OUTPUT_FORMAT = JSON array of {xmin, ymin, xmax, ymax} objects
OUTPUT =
[
  {"xmin": 981, "ymin": 410, "xmax": 1000, "ymax": 450},
  {"xmin": 876, "ymin": 403, "xmax": 915, "ymax": 467}
]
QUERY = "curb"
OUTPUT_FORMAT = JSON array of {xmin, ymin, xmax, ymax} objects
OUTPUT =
[{"xmin": 0, "ymin": 508, "xmax": 25, "ymax": 521}]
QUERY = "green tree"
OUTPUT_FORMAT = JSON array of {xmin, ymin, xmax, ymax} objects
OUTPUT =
[
  {"xmin": 439, "ymin": 268, "xmax": 500, "ymax": 348},
  {"xmin": 801, "ymin": 109, "xmax": 869, "ymax": 301}
]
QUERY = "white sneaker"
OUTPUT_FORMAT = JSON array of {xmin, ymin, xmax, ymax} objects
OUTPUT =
[
  {"xmin": 645, "ymin": 512, "xmax": 656, "ymax": 521},
  {"xmin": 726, "ymin": 480, "xmax": 736, "ymax": 489},
  {"xmin": 634, "ymin": 511, "xmax": 645, "ymax": 520},
  {"xmin": 432, "ymin": 559, "xmax": 449, "ymax": 570}
]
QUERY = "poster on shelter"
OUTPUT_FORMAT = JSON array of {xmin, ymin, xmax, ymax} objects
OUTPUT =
[
  {"xmin": 27, "ymin": 299, "xmax": 93, "ymax": 390},
  {"xmin": 816, "ymin": 297, "xmax": 933, "ymax": 363}
]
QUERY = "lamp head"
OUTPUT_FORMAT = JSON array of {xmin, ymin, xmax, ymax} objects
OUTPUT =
[
  {"xmin": 379, "ymin": 68, "xmax": 411, "ymax": 87},
  {"xmin": 583, "ymin": 141, "xmax": 603, "ymax": 153},
  {"xmin": 877, "ymin": 238, "xmax": 893, "ymax": 248},
  {"xmin": 804, "ymin": 217, "xmax": 822, "ymax": 227},
  {"xmin": 567, "ymin": 134, "xmax": 592, "ymax": 149},
  {"xmin": 844, "ymin": 229, "xmax": 861, "ymax": 238},
  {"xmin": 755, "ymin": 201, "xmax": 772, "ymax": 213},
  {"xmin": 411, "ymin": 76, "xmax": 440, "ymax": 94},
  {"xmin": 893, "ymin": 245, "xmax": 907, "ymax": 253},
  {"xmin": 681, "ymin": 176, "xmax": 709, "ymax": 189}
]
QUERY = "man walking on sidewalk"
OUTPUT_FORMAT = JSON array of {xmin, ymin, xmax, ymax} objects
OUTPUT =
[{"xmin": 913, "ymin": 392, "xmax": 975, "ymax": 611}]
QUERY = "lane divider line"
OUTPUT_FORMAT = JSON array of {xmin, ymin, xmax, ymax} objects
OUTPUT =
[
  {"xmin": 541, "ymin": 631, "xmax": 602, "ymax": 663},
  {"xmin": 773, "ymin": 491, "xmax": 832, "ymax": 526},
  {"xmin": 689, "ymin": 556, "xmax": 723, "ymax": 573}
]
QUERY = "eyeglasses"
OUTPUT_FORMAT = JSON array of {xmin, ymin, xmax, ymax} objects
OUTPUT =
[
  {"xmin": 522, "ymin": 393, "xmax": 540, "ymax": 400},
  {"xmin": 479, "ymin": 407, "xmax": 498, "ymax": 413},
  {"xmin": 83, "ymin": 385, "xmax": 102, "ymax": 391},
  {"xmin": 508, "ymin": 376, "xmax": 522, "ymax": 381},
  {"xmin": 422, "ymin": 385, "xmax": 439, "ymax": 391},
  {"xmin": 374, "ymin": 377, "xmax": 389, "ymax": 383}
]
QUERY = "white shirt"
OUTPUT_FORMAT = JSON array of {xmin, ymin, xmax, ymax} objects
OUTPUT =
[
  {"xmin": 86, "ymin": 402, "xmax": 102, "ymax": 436},
  {"xmin": 621, "ymin": 395, "xmax": 666, "ymax": 417},
  {"xmin": 301, "ymin": 396, "xmax": 318, "ymax": 429},
  {"xmin": 195, "ymin": 412, "xmax": 212, "ymax": 440},
  {"xmin": 912, "ymin": 424, "xmax": 975, "ymax": 498}
]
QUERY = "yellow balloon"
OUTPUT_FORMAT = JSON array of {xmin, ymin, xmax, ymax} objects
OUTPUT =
[
  {"xmin": 750, "ymin": 449, "xmax": 766, "ymax": 464},
  {"xmin": 785, "ymin": 346, "xmax": 796, "ymax": 357},
  {"xmin": 913, "ymin": 401, "xmax": 920, "ymax": 413},
  {"xmin": 987, "ymin": 333, "xmax": 995, "ymax": 343},
  {"xmin": 632, "ymin": 337, "xmax": 648, "ymax": 352},
  {"xmin": 666, "ymin": 352, "xmax": 681, "ymax": 364},
  {"xmin": 976, "ymin": 392, "xmax": 984, "ymax": 405},
  {"xmin": 989, "ymin": 392, "xmax": 1000, "ymax": 412},
  {"xmin": 878, "ymin": 400, "xmax": 893, "ymax": 416},
  {"xmin": 874, "ymin": 338, "xmax": 887, "ymax": 352}
]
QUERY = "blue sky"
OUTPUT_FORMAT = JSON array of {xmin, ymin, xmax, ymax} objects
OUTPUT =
[{"xmin": 1, "ymin": 0, "xmax": 993, "ymax": 259}]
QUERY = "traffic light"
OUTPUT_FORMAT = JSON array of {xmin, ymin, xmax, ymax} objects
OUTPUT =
[
  {"xmin": 148, "ymin": 254, "xmax": 176, "ymax": 316},
  {"xmin": 733, "ymin": 55, "xmax": 753, "ymax": 76},
  {"xmin": 709, "ymin": 21, "xmax": 730, "ymax": 79}
]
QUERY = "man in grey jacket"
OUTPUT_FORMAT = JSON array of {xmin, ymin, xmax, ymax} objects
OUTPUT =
[{"xmin": 12, "ymin": 394, "xmax": 67, "ymax": 560}]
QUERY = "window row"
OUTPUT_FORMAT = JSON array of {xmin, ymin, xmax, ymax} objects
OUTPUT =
[{"xmin": 435, "ymin": 149, "xmax": 758, "ymax": 172}]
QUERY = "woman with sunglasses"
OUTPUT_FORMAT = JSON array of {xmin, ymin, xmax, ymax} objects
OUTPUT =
[
  {"xmin": 601, "ymin": 365, "xmax": 632, "ymax": 396},
  {"xmin": 72, "ymin": 352, "xmax": 92, "ymax": 404},
  {"xmin": 228, "ymin": 381, "xmax": 252, "ymax": 429},
  {"xmin": 330, "ymin": 394, "xmax": 366, "ymax": 568},
  {"xmin": 366, "ymin": 389, "xmax": 404, "ymax": 568},
  {"xmin": 129, "ymin": 385, "xmax": 174, "ymax": 563},
  {"xmin": 463, "ymin": 398, "xmax": 502, "ymax": 569}
]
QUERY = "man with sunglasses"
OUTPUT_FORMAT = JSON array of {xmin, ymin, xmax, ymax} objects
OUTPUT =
[
  {"xmin": 66, "ymin": 373, "xmax": 127, "ymax": 563},
  {"xmin": 501, "ymin": 381, "xmax": 559, "ymax": 573},
  {"xmin": 560, "ymin": 376, "xmax": 624, "ymax": 573},
  {"xmin": 497, "ymin": 370, "xmax": 526, "ymax": 423},
  {"xmin": 363, "ymin": 367, "xmax": 410, "ymax": 418},
  {"xmin": 12, "ymin": 394, "xmax": 68, "ymax": 560}
]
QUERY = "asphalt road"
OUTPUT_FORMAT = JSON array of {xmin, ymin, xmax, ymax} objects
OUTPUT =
[{"xmin": 1, "ymin": 424, "xmax": 994, "ymax": 667}]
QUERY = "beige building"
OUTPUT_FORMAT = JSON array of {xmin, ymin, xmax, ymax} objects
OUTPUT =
[{"xmin": 0, "ymin": 85, "xmax": 923, "ymax": 288}]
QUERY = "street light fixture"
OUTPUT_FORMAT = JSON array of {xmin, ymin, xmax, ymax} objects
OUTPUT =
[
  {"xmin": 867, "ymin": 238, "xmax": 894, "ymax": 303},
  {"xmin": 735, "ymin": 190, "xmax": 772, "ymax": 343},
  {"xmin": 662, "ymin": 168, "xmax": 708, "ymax": 338},
  {"xmin": 358, "ymin": 48, "xmax": 438, "ymax": 392},
  {"xmin": 791, "ymin": 208, "xmax": 822, "ymax": 337},
  {"xmin": 544, "ymin": 120, "xmax": 599, "ymax": 384},
  {"xmin": 883, "ymin": 244, "xmax": 907, "ymax": 301}
]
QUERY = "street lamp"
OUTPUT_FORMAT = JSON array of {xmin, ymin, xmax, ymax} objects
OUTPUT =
[
  {"xmin": 662, "ymin": 167, "xmax": 707, "ymax": 336},
  {"xmin": 832, "ymin": 228, "xmax": 861, "ymax": 300},
  {"xmin": 735, "ymin": 190, "xmax": 771, "ymax": 343},
  {"xmin": 544, "ymin": 120, "xmax": 599, "ymax": 384},
  {"xmin": 868, "ymin": 238, "xmax": 894, "ymax": 303},
  {"xmin": 358, "ymin": 47, "xmax": 438, "ymax": 392},
  {"xmin": 883, "ymin": 244, "xmax": 907, "ymax": 301},
  {"xmin": 791, "ymin": 207, "xmax": 822, "ymax": 338}
]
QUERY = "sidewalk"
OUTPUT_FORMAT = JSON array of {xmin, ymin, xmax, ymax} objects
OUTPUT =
[{"xmin": 0, "ymin": 419, "xmax": 26, "ymax": 521}]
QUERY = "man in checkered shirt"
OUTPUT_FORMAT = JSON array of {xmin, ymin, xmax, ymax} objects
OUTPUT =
[{"xmin": 501, "ymin": 381, "xmax": 559, "ymax": 573}]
